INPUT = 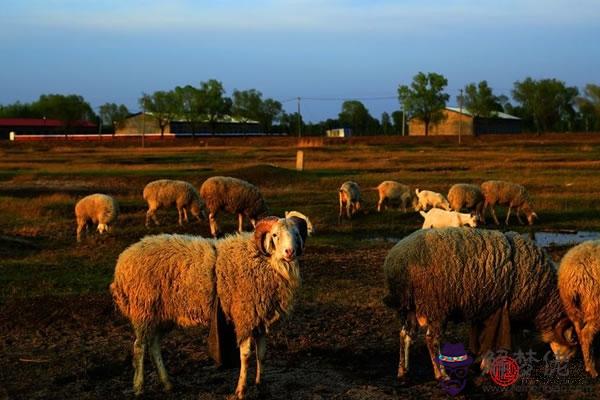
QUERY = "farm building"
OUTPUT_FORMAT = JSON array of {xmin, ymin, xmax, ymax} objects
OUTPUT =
[
  {"xmin": 408, "ymin": 107, "xmax": 521, "ymax": 136},
  {"xmin": 326, "ymin": 128, "xmax": 352, "ymax": 138},
  {"xmin": 0, "ymin": 118, "xmax": 97, "ymax": 140},
  {"xmin": 116, "ymin": 113, "xmax": 263, "ymax": 137}
]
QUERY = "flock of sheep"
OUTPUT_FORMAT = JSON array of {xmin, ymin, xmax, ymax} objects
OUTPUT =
[
  {"xmin": 338, "ymin": 179, "xmax": 537, "ymax": 228},
  {"xmin": 71, "ymin": 175, "xmax": 600, "ymax": 398}
]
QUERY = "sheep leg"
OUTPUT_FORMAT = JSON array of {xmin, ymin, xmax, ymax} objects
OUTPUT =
[
  {"xmin": 397, "ymin": 326, "xmax": 413, "ymax": 378},
  {"xmin": 579, "ymin": 321, "xmax": 600, "ymax": 378},
  {"xmin": 235, "ymin": 337, "xmax": 252, "ymax": 399},
  {"xmin": 489, "ymin": 205, "xmax": 500, "ymax": 225},
  {"xmin": 238, "ymin": 213, "xmax": 244, "ymax": 233},
  {"xmin": 149, "ymin": 330, "xmax": 172, "ymax": 392},
  {"xmin": 182, "ymin": 207, "xmax": 189, "ymax": 223},
  {"xmin": 254, "ymin": 334, "xmax": 267, "ymax": 386},
  {"xmin": 425, "ymin": 325, "xmax": 444, "ymax": 380},
  {"xmin": 177, "ymin": 208, "xmax": 184, "ymax": 226},
  {"xmin": 338, "ymin": 195, "xmax": 344, "ymax": 222},
  {"xmin": 505, "ymin": 206, "xmax": 512, "ymax": 225},
  {"xmin": 346, "ymin": 202, "xmax": 352, "ymax": 219},
  {"xmin": 515, "ymin": 207, "xmax": 525, "ymax": 225},
  {"xmin": 132, "ymin": 325, "xmax": 148, "ymax": 396},
  {"xmin": 76, "ymin": 219, "xmax": 85, "ymax": 242}
]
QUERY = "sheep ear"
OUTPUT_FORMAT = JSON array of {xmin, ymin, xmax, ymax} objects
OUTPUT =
[
  {"xmin": 253, "ymin": 217, "xmax": 279, "ymax": 255},
  {"xmin": 288, "ymin": 216, "xmax": 308, "ymax": 244}
]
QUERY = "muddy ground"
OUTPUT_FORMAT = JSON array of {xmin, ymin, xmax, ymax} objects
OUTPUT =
[{"xmin": 2, "ymin": 245, "xmax": 599, "ymax": 400}]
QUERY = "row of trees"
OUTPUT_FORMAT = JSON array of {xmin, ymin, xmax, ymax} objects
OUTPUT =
[
  {"xmin": 398, "ymin": 72, "xmax": 600, "ymax": 135},
  {"xmin": 1, "ymin": 76, "xmax": 599, "ymax": 135}
]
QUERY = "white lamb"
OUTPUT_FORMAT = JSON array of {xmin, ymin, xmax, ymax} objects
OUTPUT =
[
  {"xmin": 414, "ymin": 189, "xmax": 450, "ymax": 211},
  {"xmin": 420, "ymin": 208, "xmax": 478, "ymax": 229}
]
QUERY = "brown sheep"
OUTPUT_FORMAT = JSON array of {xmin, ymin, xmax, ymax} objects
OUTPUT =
[
  {"xmin": 143, "ymin": 179, "xmax": 206, "ymax": 227},
  {"xmin": 558, "ymin": 239, "xmax": 600, "ymax": 378},
  {"xmin": 200, "ymin": 176, "xmax": 268, "ymax": 237},
  {"xmin": 383, "ymin": 228, "xmax": 576, "ymax": 380},
  {"xmin": 447, "ymin": 183, "xmax": 484, "ymax": 221},
  {"xmin": 74, "ymin": 193, "xmax": 119, "ymax": 242},
  {"xmin": 111, "ymin": 216, "xmax": 309, "ymax": 398},
  {"xmin": 480, "ymin": 180, "xmax": 537, "ymax": 225},
  {"xmin": 376, "ymin": 181, "xmax": 417, "ymax": 213}
]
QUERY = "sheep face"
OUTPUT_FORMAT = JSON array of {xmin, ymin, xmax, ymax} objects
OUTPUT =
[
  {"xmin": 254, "ymin": 217, "xmax": 306, "ymax": 263},
  {"xmin": 464, "ymin": 214, "xmax": 478, "ymax": 228},
  {"xmin": 97, "ymin": 223, "xmax": 108, "ymax": 234},
  {"xmin": 542, "ymin": 319, "xmax": 578, "ymax": 362}
]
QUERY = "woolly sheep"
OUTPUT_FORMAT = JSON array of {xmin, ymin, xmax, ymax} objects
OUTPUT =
[
  {"xmin": 420, "ymin": 208, "xmax": 477, "ymax": 229},
  {"xmin": 285, "ymin": 210, "xmax": 314, "ymax": 235},
  {"xmin": 143, "ymin": 179, "xmax": 207, "ymax": 227},
  {"xmin": 376, "ymin": 181, "xmax": 417, "ymax": 213},
  {"xmin": 200, "ymin": 176, "xmax": 268, "ymax": 237},
  {"xmin": 111, "ymin": 215, "xmax": 308, "ymax": 398},
  {"xmin": 338, "ymin": 181, "xmax": 362, "ymax": 221},
  {"xmin": 447, "ymin": 183, "xmax": 484, "ymax": 220},
  {"xmin": 558, "ymin": 239, "xmax": 600, "ymax": 378},
  {"xmin": 75, "ymin": 193, "xmax": 119, "ymax": 242},
  {"xmin": 480, "ymin": 180, "xmax": 537, "ymax": 225},
  {"xmin": 414, "ymin": 189, "xmax": 450, "ymax": 211},
  {"xmin": 383, "ymin": 228, "xmax": 576, "ymax": 380}
]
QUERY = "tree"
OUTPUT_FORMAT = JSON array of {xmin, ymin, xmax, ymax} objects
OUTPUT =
[
  {"xmin": 338, "ymin": 100, "xmax": 378, "ymax": 135},
  {"xmin": 174, "ymin": 85, "xmax": 203, "ymax": 137},
  {"xmin": 232, "ymin": 89, "xmax": 283, "ymax": 133},
  {"xmin": 576, "ymin": 84, "xmax": 600, "ymax": 132},
  {"xmin": 139, "ymin": 90, "xmax": 178, "ymax": 137},
  {"xmin": 279, "ymin": 112, "xmax": 304, "ymax": 136},
  {"xmin": 35, "ymin": 94, "xmax": 96, "ymax": 133},
  {"xmin": 0, "ymin": 101, "xmax": 37, "ymax": 118},
  {"xmin": 381, "ymin": 112, "xmax": 392, "ymax": 135},
  {"xmin": 99, "ymin": 103, "xmax": 130, "ymax": 130},
  {"xmin": 197, "ymin": 79, "xmax": 231, "ymax": 134},
  {"xmin": 512, "ymin": 78, "xmax": 579, "ymax": 133},
  {"xmin": 459, "ymin": 81, "xmax": 503, "ymax": 117},
  {"xmin": 398, "ymin": 72, "xmax": 449, "ymax": 136}
]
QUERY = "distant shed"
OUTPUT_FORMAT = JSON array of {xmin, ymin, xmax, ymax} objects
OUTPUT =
[
  {"xmin": 408, "ymin": 107, "xmax": 521, "ymax": 136},
  {"xmin": 0, "ymin": 118, "xmax": 97, "ymax": 140},
  {"xmin": 326, "ymin": 128, "xmax": 352, "ymax": 138}
]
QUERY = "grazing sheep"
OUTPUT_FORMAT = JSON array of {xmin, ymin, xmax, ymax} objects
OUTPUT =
[
  {"xmin": 558, "ymin": 240, "xmax": 600, "ymax": 378},
  {"xmin": 420, "ymin": 208, "xmax": 477, "ymax": 229},
  {"xmin": 143, "ymin": 179, "xmax": 206, "ymax": 227},
  {"xmin": 111, "ymin": 215, "xmax": 309, "ymax": 398},
  {"xmin": 414, "ymin": 189, "xmax": 450, "ymax": 211},
  {"xmin": 480, "ymin": 180, "xmax": 537, "ymax": 225},
  {"xmin": 376, "ymin": 181, "xmax": 417, "ymax": 213},
  {"xmin": 447, "ymin": 183, "xmax": 484, "ymax": 220},
  {"xmin": 383, "ymin": 228, "xmax": 576, "ymax": 380},
  {"xmin": 200, "ymin": 176, "xmax": 268, "ymax": 237},
  {"xmin": 75, "ymin": 193, "xmax": 119, "ymax": 242},
  {"xmin": 285, "ymin": 210, "xmax": 314, "ymax": 235},
  {"xmin": 338, "ymin": 181, "xmax": 362, "ymax": 221}
]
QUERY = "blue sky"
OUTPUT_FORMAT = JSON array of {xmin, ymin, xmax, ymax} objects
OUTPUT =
[{"xmin": 1, "ymin": 0, "xmax": 599, "ymax": 122}]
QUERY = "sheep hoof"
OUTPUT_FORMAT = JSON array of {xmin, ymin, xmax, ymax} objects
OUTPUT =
[
  {"xmin": 163, "ymin": 381, "xmax": 173, "ymax": 392},
  {"xmin": 234, "ymin": 387, "xmax": 246, "ymax": 399},
  {"xmin": 588, "ymin": 368, "xmax": 598, "ymax": 379}
]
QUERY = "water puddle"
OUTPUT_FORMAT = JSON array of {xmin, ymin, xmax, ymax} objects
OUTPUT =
[{"xmin": 528, "ymin": 230, "xmax": 600, "ymax": 247}]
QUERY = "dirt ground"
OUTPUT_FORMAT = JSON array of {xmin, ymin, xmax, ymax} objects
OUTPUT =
[
  {"xmin": 2, "ymin": 244, "xmax": 599, "ymax": 400},
  {"xmin": 2, "ymin": 136, "xmax": 600, "ymax": 399}
]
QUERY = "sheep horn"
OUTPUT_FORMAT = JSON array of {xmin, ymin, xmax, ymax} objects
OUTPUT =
[{"xmin": 254, "ymin": 216, "xmax": 280, "ymax": 255}]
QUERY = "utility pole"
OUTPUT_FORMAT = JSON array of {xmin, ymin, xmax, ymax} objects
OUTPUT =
[
  {"xmin": 458, "ymin": 89, "xmax": 463, "ymax": 145},
  {"xmin": 401, "ymin": 103, "xmax": 406, "ymax": 136},
  {"xmin": 142, "ymin": 106, "xmax": 146, "ymax": 148},
  {"xmin": 297, "ymin": 97, "xmax": 302, "ymax": 138}
]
